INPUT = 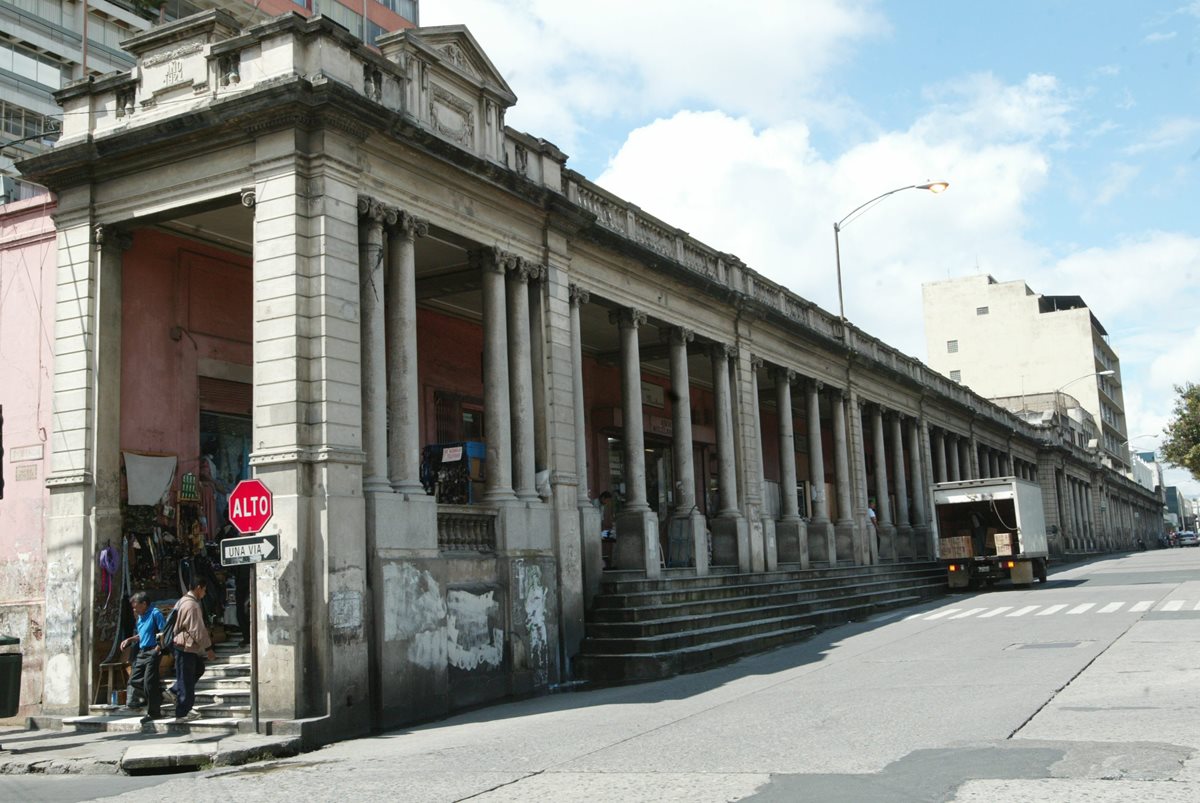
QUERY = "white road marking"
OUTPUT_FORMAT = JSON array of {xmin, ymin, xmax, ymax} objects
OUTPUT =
[
  {"xmin": 1007, "ymin": 606, "xmax": 1040, "ymax": 617},
  {"xmin": 1131, "ymin": 601, "xmax": 1154, "ymax": 612},
  {"xmin": 1066, "ymin": 603, "xmax": 1095, "ymax": 615},
  {"xmin": 1194, "ymin": 601, "xmax": 1200, "ymax": 611},
  {"xmin": 949, "ymin": 608, "xmax": 988, "ymax": 619},
  {"xmin": 1036, "ymin": 604, "xmax": 1068, "ymax": 616},
  {"xmin": 978, "ymin": 607, "xmax": 1013, "ymax": 618},
  {"xmin": 924, "ymin": 609, "xmax": 962, "ymax": 620},
  {"xmin": 1098, "ymin": 602, "xmax": 1124, "ymax": 613},
  {"xmin": 1160, "ymin": 600, "xmax": 1184, "ymax": 611}
]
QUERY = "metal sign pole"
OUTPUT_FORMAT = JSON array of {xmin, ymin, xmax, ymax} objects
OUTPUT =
[{"xmin": 251, "ymin": 567, "xmax": 259, "ymax": 734}]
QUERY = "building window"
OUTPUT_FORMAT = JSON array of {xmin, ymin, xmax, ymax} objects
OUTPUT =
[
  {"xmin": 950, "ymin": 370, "xmax": 961, "ymax": 383},
  {"xmin": 947, "ymin": 340, "xmax": 958, "ymax": 353},
  {"xmin": 976, "ymin": 306, "xmax": 989, "ymax": 315}
]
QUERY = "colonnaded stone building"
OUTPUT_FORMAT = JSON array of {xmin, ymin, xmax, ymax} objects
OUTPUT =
[{"xmin": 1, "ymin": 11, "xmax": 1162, "ymax": 739}]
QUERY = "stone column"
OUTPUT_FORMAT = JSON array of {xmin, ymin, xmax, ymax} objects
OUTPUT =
[
  {"xmin": 967, "ymin": 435, "xmax": 980, "ymax": 480},
  {"xmin": 774, "ymin": 368, "xmax": 807, "ymax": 567},
  {"xmin": 478, "ymin": 249, "xmax": 516, "ymax": 503},
  {"xmin": 956, "ymin": 436, "xmax": 969, "ymax": 481},
  {"xmin": 358, "ymin": 197, "xmax": 391, "ymax": 494},
  {"xmin": 506, "ymin": 258, "xmax": 540, "ymax": 501},
  {"xmin": 710, "ymin": 343, "xmax": 750, "ymax": 570},
  {"xmin": 667, "ymin": 326, "xmax": 707, "ymax": 575},
  {"xmin": 933, "ymin": 429, "xmax": 947, "ymax": 484},
  {"xmin": 871, "ymin": 405, "xmax": 896, "ymax": 561},
  {"xmin": 385, "ymin": 210, "xmax": 428, "ymax": 496},
  {"xmin": 748, "ymin": 357, "xmax": 773, "ymax": 572},
  {"xmin": 806, "ymin": 380, "xmax": 834, "ymax": 564},
  {"xmin": 947, "ymin": 434, "xmax": 960, "ymax": 481},
  {"xmin": 848, "ymin": 392, "xmax": 872, "ymax": 566},
  {"xmin": 528, "ymin": 265, "xmax": 549, "ymax": 476},
  {"xmin": 891, "ymin": 414, "xmax": 912, "ymax": 559},
  {"xmin": 910, "ymin": 418, "xmax": 931, "ymax": 557},
  {"xmin": 989, "ymin": 449, "xmax": 1000, "ymax": 478},
  {"xmin": 612, "ymin": 308, "xmax": 660, "ymax": 576},
  {"xmin": 571, "ymin": 287, "xmax": 603, "ymax": 602},
  {"xmin": 832, "ymin": 390, "xmax": 855, "ymax": 563}
]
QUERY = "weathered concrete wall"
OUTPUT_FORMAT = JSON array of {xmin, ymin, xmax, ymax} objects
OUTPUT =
[
  {"xmin": 372, "ymin": 554, "xmax": 556, "ymax": 727},
  {"xmin": 0, "ymin": 197, "xmax": 56, "ymax": 720}
]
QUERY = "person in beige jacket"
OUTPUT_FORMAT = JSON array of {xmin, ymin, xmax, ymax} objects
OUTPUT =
[{"xmin": 171, "ymin": 575, "xmax": 216, "ymax": 722}]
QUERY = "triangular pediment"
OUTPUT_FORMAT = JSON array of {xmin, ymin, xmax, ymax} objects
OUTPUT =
[{"xmin": 379, "ymin": 24, "xmax": 517, "ymax": 108}]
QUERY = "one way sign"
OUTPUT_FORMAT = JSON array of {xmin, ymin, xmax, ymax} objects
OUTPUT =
[{"xmin": 221, "ymin": 534, "xmax": 281, "ymax": 567}]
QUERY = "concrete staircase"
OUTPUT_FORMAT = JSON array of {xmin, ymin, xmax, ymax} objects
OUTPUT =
[
  {"xmin": 72, "ymin": 638, "xmax": 252, "ymax": 734},
  {"xmin": 574, "ymin": 562, "xmax": 946, "ymax": 684}
]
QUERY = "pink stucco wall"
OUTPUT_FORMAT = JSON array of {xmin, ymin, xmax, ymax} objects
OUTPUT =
[
  {"xmin": 120, "ymin": 230, "xmax": 252, "ymax": 478},
  {"xmin": 0, "ymin": 197, "xmax": 57, "ymax": 719}
]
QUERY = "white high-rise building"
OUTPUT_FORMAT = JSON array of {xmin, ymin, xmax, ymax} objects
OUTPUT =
[{"xmin": 922, "ymin": 274, "xmax": 1129, "ymax": 467}]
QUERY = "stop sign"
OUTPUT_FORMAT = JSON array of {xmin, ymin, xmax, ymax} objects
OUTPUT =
[{"xmin": 228, "ymin": 479, "xmax": 273, "ymax": 534}]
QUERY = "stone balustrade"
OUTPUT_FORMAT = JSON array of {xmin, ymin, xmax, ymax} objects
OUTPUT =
[{"xmin": 437, "ymin": 505, "xmax": 497, "ymax": 552}]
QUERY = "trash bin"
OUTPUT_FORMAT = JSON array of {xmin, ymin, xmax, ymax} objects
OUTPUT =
[{"xmin": 0, "ymin": 635, "xmax": 20, "ymax": 718}]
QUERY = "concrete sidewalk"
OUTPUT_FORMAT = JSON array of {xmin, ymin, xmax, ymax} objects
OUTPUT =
[{"xmin": 0, "ymin": 716, "xmax": 300, "ymax": 775}]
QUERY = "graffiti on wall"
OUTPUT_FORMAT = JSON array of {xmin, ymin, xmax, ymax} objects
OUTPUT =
[{"xmin": 383, "ymin": 562, "xmax": 503, "ymax": 672}]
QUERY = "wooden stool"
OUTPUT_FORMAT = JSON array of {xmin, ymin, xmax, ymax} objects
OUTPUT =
[{"xmin": 95, "ymin": 662, "xmax": 126, "ymax": 707}]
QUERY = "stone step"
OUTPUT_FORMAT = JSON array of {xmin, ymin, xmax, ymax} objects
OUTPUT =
[
  {"xmin": 589, "ymin": 576, "xmax": 946, "ymax": 622},
  {"xmin": 582, "ymin": 613, "xmax": 817, "ymax": 654},
  {"xmin": 574, "ymin": 624, "xmax": 818, "ymax": 685},
  {"xmin": 195, "ymin": 688, "xmax": 250, "ymax": 706},
  {"xmin": 576, "ymin": 564, "xmax": 947, "ymax": 684},
  {"xmin": 70, "ymin": 710, "xmax": 242, "ymax": 734},
  {"xmin": 592, "ymin": 571, "xmax": 945, "ymax": 610},
  {"xmin": 598, "ymin": 562, "xmax": 942, "ymax": 594},
  {"xmin": 585, "ymin": 583, "xmax": 943, "ymax": 638}
]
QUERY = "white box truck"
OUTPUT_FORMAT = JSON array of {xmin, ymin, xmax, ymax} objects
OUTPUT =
[{"xmin": 932, "ymin": 477, "xmax": 1050, "ymax": 589}]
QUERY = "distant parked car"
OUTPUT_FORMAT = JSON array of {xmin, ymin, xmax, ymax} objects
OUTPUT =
[{"xmin": 1179, "ymin": 532, "xmax": 1199, "ymax": 547}]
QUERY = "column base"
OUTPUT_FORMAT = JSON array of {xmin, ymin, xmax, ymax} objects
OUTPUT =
[
  {"xmin": 776, "ymin": 517, "xmax": 808, "ymax": 568},
  {"xmin": 911, "ymin": 525, "xmax": 932, "ymax": 559},
  {"xmin": 711, "ymin": 514, "xmax": 750, "ymax": 571},
  {"xmin": 579, "ymin": 505, "xmax": 604, "ymax": 607},
  {"xmin": 807, "ymin": 518, "xmax": 834, "ymax": 565},
  {"xmin": 614, "ymin": 508, "xmax": 661, "ymax": 578},
  {"xmin": 895, "ymin": 524, "xmax": 914, "ymax": 560},
  {"xmin": 878, "ymin": 523, "xmax": 898, "ymax": 562},
  {"xmin": 762, "ymin": 517, "xmax": 778, "ymax": 572},
  {"xmin": 835, "ymin": 519, "xmax": 856, "ymax": 565},
  {"xmin": 668, "ymin": 510, "xmax": 708, "ymax": 575}
]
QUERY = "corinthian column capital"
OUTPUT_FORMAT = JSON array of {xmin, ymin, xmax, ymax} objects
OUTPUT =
[
  {"xmin": 610, "ymin": 307, "xmax": 647, "ymax": 328},
  {"xmin": 568, "ymin": 283, "xmax": 590, "ymax": 306}
]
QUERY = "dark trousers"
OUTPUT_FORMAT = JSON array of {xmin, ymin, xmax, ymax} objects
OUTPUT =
[
  {"xmin": 173, "ymin": 649, "xmax": 205, "ymax": 718},
  {"xmin": 234, "ymin": 566, "xmax": 251, "ymax": 642},
  {"xmin": 126, "ymin": 646, "xmax": 162, "ymax": 716}
]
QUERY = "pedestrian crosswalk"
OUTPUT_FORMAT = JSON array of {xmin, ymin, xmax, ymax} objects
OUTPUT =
[{"xmin": 905, "ymin": 599, "xmax": 1200, "ymax": 622}]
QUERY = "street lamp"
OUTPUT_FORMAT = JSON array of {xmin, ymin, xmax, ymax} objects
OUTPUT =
[
  {"xmin": 833, "ymin": 181, "xmax": 949, "ymax": 331},
  {"xmin": 1053, "ymin": 370, "xmax": 1115, "ymax": 444}
]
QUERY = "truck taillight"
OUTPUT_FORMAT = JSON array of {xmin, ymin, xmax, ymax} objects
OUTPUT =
[
  {"xmin": 1006, "ymin": 560, "xmax": 1015, "ymax": 569},
  {"xmin": 948, "ymin": 564, "xmax": 958, "ymax": 572}
]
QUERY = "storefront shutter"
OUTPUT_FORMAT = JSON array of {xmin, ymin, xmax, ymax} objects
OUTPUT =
[{"xmin": 198, "ymin": 377, "xmax": 252, "ymax": 416}]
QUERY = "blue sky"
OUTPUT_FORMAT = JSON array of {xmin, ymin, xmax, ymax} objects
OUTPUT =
[{"xmin": 426, "ymin": 1, "xmax": 1200, "ymax": 495}]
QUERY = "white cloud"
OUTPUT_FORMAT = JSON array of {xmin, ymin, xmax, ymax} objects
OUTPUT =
[
  {"xmin": 1143, "ymin": 30, "xmax": 1178, "ymax": 42},
  {"xmin": 421, "ymin": 0, "xmax": 887, "ymax": 159},
  {"xmin": 1123, "ymin": 117, "xmax": 1200, "ymax": 154}
]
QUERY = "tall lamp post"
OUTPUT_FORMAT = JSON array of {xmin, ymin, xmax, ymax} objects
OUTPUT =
[
  {"xmin": 1053, "ymin": 370, "xmax": 1115, "ymax": 445},
  {"xmin": 833, "ymin": 181, "xmax": 949, "ymax": 332}
]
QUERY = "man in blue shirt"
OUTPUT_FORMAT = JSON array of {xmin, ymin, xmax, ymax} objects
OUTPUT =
[{"xmin": 121, "ymin": 591, "xmax": 167, "ymax": 721}]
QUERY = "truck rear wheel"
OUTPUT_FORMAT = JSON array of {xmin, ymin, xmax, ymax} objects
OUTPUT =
[{"xmin": 1034, "ymin": 558, "xmax": 1048, "ymax": 583}]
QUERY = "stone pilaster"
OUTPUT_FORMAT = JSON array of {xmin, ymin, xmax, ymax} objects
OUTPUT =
[
  {"xmin": 570, "ymin": 286, "xmax": 603, "ymax": 602},
  {"xmin": 358, "ymin": 196, "xmax": 392, "ymax": 494}
]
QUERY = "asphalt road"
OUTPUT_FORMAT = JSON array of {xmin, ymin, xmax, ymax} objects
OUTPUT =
[{"xmin": 11, "ymin": 547, "xmax": 1200, "ymax": 802}]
